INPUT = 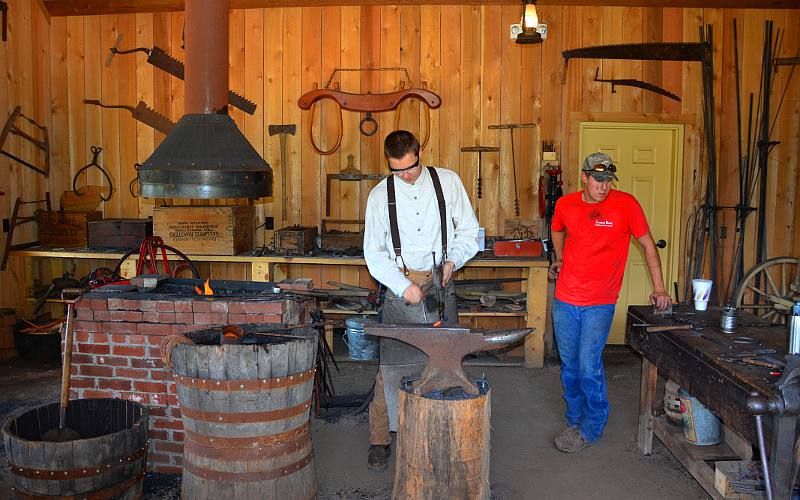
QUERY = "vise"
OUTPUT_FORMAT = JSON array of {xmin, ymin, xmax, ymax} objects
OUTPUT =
[{"xmin": 364, "ymin": 324, "xmax": 532, "ymax": 395}]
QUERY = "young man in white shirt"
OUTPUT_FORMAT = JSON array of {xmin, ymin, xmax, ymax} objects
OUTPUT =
[{"xmin": 362, "ymin": 130, "xmax": 479, "ymax": 469}]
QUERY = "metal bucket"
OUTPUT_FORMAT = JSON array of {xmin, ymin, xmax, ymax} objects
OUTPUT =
[
  {"xmin": 678, "ymin": 388, "xmax": 721, "ymax": 445},
  {"xmin": 344, "ymin": 317, "xmax": 378, "ymax": 360}
]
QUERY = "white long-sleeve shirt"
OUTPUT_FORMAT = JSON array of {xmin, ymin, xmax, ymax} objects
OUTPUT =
[{"xmin": 364, "ymin": 165, "xmax": 480, "ymax": 297}]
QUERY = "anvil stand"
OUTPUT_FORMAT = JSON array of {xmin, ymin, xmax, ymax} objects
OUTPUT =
[{"xmin": 365, "ymin": 324, "xmax": 531, "ymax": 500}]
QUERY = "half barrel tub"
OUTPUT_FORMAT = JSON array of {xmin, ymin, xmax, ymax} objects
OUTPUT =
[
  {"xmin": 164, "ymin": 323, "xmax": 318, "ymax": 499},
  {"xmin": 2, "ymin": 398, "xmax": 149, "ymax": 499}
]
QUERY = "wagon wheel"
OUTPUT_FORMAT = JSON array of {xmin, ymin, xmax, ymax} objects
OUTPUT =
[{"xmin": 733, "ymin": 256, "xmax": 800, "ymax": 324}]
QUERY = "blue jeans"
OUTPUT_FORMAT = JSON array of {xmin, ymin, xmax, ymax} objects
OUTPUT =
[{"xmin": 552, "ymin": 298, "xmax": 616, "ymax": 443}]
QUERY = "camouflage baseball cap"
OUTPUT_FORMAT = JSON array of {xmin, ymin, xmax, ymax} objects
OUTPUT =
[{"xmin": 582, "ymin": 152, "xmax": 619, "ymax": 181}]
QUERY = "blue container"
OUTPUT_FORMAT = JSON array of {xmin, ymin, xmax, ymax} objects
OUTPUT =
[
  {"xmin": 678, "ymin": 388, "xmax": 721, "ymax": 445},
  {"xmin": 344, "ymin": 317, "xmax": 378, "ymax": 361}
]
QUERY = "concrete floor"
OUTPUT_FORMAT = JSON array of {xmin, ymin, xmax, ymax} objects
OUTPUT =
[{"xmin": 0, "ymin": 349, "xmax": 708, "ymax": 499}]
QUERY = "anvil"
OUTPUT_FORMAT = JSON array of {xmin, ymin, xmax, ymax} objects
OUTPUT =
[{"xmin": 364, "ymin": 324, "xmax": 532, "ymax": 395}]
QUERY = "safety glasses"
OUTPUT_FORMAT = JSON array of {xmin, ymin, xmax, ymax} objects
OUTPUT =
[{"xmin": 388, "ymin": 157, "xmax": 420, "ymax": 173}]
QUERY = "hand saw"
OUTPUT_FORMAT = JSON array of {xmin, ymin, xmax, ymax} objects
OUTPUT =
[
  {"xmin": 593, "ymin": 68, "xmax": 681, "ymax": 102},
  {"xmin": 106, "ymin": 35, "xmax": 256, "ymax": 115},
  {"xmin": 83, "ymin": 99, "xmax": 175, "ymax": 134},
  {"xmin": 561, "ymin": 41, "xmax": 709, "ymax": 84}
]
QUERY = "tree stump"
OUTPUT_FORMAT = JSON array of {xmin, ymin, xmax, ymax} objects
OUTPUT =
[{"xmin": 392, "ymin": 387, "xmax": 490, "ymax": 500}]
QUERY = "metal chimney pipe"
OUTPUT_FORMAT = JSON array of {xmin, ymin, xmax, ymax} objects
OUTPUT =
[{"xmin": 185, "ymin": 0, "xmax": 229, "ymax": 114}]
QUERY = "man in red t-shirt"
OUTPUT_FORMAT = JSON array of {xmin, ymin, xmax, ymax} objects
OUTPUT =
[{"xmin": 548, "ymin": 152, "xmax": 671, "ymax": 453}]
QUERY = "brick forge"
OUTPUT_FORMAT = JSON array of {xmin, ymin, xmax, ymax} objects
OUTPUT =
[{"xmin": 68, "ymin": 279, "xmax": 314, "ymax": 474}]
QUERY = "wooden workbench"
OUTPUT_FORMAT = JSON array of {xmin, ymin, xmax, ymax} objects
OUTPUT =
[
  {"xmin": 11, "ymin": 248, "xmax": 549, "ymax": 367},
  {"xmin": 627, "ymin": 304, "xmax": 789, "ymax": 499}
]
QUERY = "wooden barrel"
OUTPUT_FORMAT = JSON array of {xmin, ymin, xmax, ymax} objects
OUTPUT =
[
  {"xmin": 167, "ymin": 323, "xmax": 318, "ymax": 499},
  {"xmin": 0, "ymin": 308, "xmax": 17, "ymax": 359},
  {"xmin": 2, "ymin": 398, "xmax": 149, "ymax": 499}
]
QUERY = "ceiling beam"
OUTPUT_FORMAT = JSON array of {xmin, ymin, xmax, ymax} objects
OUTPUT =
[{"xmin": 42, "ymin": 0, "xmax": 800, "ymax": 17}]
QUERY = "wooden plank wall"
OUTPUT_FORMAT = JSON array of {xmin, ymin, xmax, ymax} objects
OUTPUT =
[{"xmin": 1, "ymin": 2, "xmax": 798, "ymax": 310}]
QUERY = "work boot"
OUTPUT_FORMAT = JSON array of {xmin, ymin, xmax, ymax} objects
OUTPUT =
[
  {"xmin": 554, "ymin": 427, "xmax": 594, "ymax": 453},
  {"xmin": 367, "ymin": 444, "xmax": 391, "ymax": 470}
]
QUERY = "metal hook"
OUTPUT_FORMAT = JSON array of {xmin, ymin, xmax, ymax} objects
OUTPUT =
[{"xmin": 72, "ymin": 146, "xmax": 114, "ymax": 201}]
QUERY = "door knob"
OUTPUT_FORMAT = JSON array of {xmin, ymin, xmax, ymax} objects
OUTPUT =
[{"xmin": 656, "ymin": 239, "xmax": 667, "ymax": 249}]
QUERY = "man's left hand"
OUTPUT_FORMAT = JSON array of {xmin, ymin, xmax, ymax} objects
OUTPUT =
[
  {"xmin": 650, "ymin": 291, "xmax": 672, "ymax": 312},
  {"xmin": 442, "ymin": 261, "xmax": 455, "ymax": 285}
]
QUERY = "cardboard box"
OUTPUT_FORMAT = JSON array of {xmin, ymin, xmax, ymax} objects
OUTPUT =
[{"xmin": 152, "ymin": 205, "xmax": 254, "ymax": 256}]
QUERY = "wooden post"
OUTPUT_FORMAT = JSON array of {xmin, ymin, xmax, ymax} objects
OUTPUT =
[
  {"xmin": 638, "ymin": 358, "xmax": 658, "ymax": 455},
  {"xmin": 392, "ymin": 388, "xmax": 490, "ymax": 500}
]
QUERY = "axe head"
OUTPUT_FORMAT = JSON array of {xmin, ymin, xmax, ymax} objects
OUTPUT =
[{"xmin": 268, "ymin": 124, "xmax": 297, "ymax": 136}]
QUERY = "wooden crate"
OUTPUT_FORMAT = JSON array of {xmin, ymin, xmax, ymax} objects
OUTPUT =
[
  {"xmin": 37, "ymin": 211, "xmax": 102, "ymax": 248},
  {"xmin": 152, "ymin": 206, "xmax": 254, "ymax": 256},
  {"xmin": 276, "ymin": 226, "xmax": 317, "ymax": 255},
  {"xmin": 320, "ymin": 219, "xmax": 364, "ymax": 252},
  {"xmin": 88, "ymin": 218, "xmax": 153, "ymax": 250}
]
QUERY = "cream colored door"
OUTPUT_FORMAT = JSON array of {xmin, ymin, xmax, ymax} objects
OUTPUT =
[{"xmin": 579, "ymin": 122, "xmax": 683, "ymax": 344}]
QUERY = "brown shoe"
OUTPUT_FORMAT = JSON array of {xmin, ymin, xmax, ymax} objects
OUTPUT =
[
  {"xmin": 554, "ymin": 427, "xmax": 593, "ymax": 453},
  {"xmin": 367, "ymin": 444, "xmax": 391, "ymax": 470}
]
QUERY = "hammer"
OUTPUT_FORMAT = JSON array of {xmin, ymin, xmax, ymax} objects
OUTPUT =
[
  {"xmin": 268, "ymin": 124, "xmax": 297, "ymax": 222},
  {"xmin": 364, "ymin": 324, "xmax": 532, "ymax": 395}
]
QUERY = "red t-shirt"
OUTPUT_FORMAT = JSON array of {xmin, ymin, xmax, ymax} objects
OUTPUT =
[{"xmin": 551, "ymin": 189, "xmax": 649, "ymax": 306}]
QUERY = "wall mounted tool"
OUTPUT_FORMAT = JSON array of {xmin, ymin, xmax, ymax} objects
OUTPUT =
[
  {"xmin": 325, "ymin": 154, "xmax": 386, "ymax": 216},
  {"xmin": 1, "ymin": 194, "xmax": 51, "ymax": 270},
  {"xmin": 487, "ymin": 123, "xmax": 537, "ymax": 217},
  {"xmin": 298, "ymin": 67, "xmax": 441, "ymax": 154},
  {"xmin": 83, "ymin": 99, "xmax": 175, "ymax": 134},
  {"xmin": 268, "ymin": 124, "xmax": 296, "ymax": 222},
  {"xmin": 106, "ymin": 35, "xmax": 256, "ymax": 115},
  {"xmin": 70, "ymin": 146, "xmax": 114, "ymax": 206},
  {"xmin": 561, "ymin": 41, "xmax": 708, "ymax": 84},
  {"xmin": 592, "ymin": 67, "xmax": 681, "ymax": 102},
  {"xmin": 1, "ymin": 2, "xmax": 7, "ymax": 42},
  {"xmin": 460, "ymin": 146, "xmax": 500, "ymax": 203},
  {"xmin": 0, "ymin": 106, "xmax": 50, "ymax": 176}
]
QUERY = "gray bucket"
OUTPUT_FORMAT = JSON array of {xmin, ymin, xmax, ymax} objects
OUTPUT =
[
  {"xmin": 344, "ymin": 317, "xmax": 379, "ymax": 360},
  {"xmin": 678, "ymin": 388, "xmax": 721, "ymax": 445}
]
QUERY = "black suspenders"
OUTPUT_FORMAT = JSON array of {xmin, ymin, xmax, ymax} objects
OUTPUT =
[{"xmin": 386, "ymin": 166, "xmax": 448, "ymax": 272}]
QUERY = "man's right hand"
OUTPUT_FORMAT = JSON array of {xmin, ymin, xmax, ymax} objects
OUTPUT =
[
  {"xmin": 548, "ymin": 259, "xmax": 563, "ymax": 280},
  {"xmin": 403, "ymin": 283, "xmax": 425, "ymax": 304}
]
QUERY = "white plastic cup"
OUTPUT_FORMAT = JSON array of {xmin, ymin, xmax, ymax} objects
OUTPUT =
[{"xmin": 692, "ymin": 279, "xmax": 713, "ymax": 311}]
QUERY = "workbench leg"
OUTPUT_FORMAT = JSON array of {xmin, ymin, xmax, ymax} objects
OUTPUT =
[
  {"xmin": 637, "ymin": 358, "xmax": 658, "ymax": 455},
  {"xmin": 524, "ymin": 267, "xmax": 547, "ymax": 368}
]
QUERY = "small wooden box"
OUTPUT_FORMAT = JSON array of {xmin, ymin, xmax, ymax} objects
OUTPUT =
[
  {"xmin": 37, "ymin": 211, "xmax": 102, "ymax": 248},
  {"xmin": 88, "ymin": 218, "xmax": 153, "ymax": 250},
  {"xmin": 152, "ymin": 205, "xmax": 254, "ymax": 256},
  {"xmin": 320, "ymin": 219, "xmax": 364, "ymax": 252},
  {"xmin": 276, "ymin": 226, "xmax": 317, "ymax": 255}
]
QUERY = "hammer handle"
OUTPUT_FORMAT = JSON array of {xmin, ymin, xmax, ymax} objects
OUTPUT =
[{"xmin": 645, "ymin": 324, "xmax": 693, "ymax": 333}]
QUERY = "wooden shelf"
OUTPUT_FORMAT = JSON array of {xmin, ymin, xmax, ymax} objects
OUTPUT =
[
  {"xmin": 9, "ymin": 247, "xmax": 548, "ymax": 268},
  {"xmin": 322, "ymin": 308, "xmax": 525, "ymax": 318},
  {"xmin": 12, "ymin": 247, "xmax": 549, "ymax": 367}
]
